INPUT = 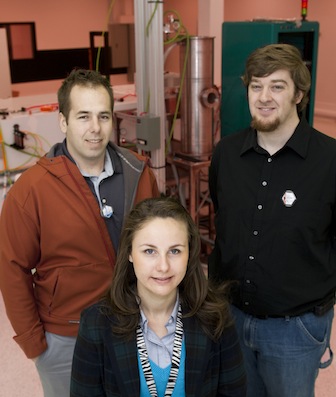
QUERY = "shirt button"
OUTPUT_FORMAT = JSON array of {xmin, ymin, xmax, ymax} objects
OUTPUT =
[
  {"xmin": 257, "ymin": 204, "xmax": 263, "ymax": 210},
  {"xmin": 246, "ymin": 279, "xmax": 251, "ymax": 284},
  {"xmin": 268, "ymin": 158, "xmax": 272, "ymax": 163},
  {"xmin": 249, "ymin": 255, "xmax": 254, "ymax": 260},
  {"xmin": 253, "ymin": 230, "xmax": 258, "ymax": 236},
  {"xmin": 244, "ymin": 301, "xmax": 250, "ymax": 306},
  {"xmin": 262, "ymin": 181, "xmax": 267, "ymax": 186}
]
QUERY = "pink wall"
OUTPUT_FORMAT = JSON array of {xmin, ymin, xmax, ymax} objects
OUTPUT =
[
  {"xmin": 164, "ymin": 0, "xmax": 198, "ymax": 35},
  {"xmin": 164, "ymin": 0, "xmax": 336, "ymax": 119},
  {"xmin": 1, "ymin": 0, "xmax": 128, "ymax": 95},
  {"xmin": 163, "ymin": 0, "xmax": 198, "ymax": 79},
  {"xmin": 1, "ymin": 0, "xmax": 335, "ymax": 118},
  {"xmin": 1, "ymin": 0, "xmax": 107, "ymax": 49}
]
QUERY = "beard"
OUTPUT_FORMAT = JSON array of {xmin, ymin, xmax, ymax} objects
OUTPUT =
[
  {"xmin": 249, "ymin": 95, "xmax": 299, "ymax": 132},
  {"xmin": 250, "ymin": 116, "xmax": 280, "ymax": 132}
]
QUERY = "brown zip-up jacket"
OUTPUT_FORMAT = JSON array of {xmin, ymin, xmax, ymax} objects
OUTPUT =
[{"xmin": 0, "ymin": 142, "xmax": 159, "ymax": 358}]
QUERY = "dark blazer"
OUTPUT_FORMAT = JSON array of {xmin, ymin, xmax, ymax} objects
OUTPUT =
[{"xmin": 70, "ymin": 303, "xmax": 246, "ymax": 397}]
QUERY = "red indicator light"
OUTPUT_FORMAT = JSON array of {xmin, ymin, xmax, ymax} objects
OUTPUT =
[{"xmin": 302, "ymin": 0, "xmax": 308, "ymax": 20}]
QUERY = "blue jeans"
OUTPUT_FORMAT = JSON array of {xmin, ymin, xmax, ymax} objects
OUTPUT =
[{"xmin": 230, "ymin": 305, "xmax": 334, "ymax": 397}]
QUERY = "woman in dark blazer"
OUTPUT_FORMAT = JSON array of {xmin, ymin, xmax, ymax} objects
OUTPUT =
[{"xmin": 71, "ymin": 197, "xmax": 246, "ymax": 397}]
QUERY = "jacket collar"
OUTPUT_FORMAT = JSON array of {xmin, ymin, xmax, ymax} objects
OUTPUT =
[{"xmin": 105, "ymin": 312, "xmax": 211, "ymax": 397}]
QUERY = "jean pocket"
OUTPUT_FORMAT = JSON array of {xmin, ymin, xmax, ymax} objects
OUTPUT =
[{"xmin": 296, "ymin": 311, "xmax": 332, "ymax": 345}]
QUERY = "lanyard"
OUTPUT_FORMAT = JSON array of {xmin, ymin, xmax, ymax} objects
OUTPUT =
[{"xmin": 136, "ymin": 304, "xmax": 183, "ymax": 397}]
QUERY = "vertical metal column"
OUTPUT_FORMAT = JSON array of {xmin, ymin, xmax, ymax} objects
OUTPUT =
[
  {"xmin": 134, "ymin": 0, "xmax": 166, "ymax": 192},
  {"xmin": 179, "ymin": 36, "xmax": 218, "ymax": 159}
]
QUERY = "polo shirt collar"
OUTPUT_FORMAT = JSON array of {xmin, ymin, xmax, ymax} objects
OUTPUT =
[{"xmin": 81, "ymin": 150, "xmax": 113, "ymax": 180}]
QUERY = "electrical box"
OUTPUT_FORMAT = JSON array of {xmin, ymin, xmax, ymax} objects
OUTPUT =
[
  {"xmin": 221, "ymin": 20, "xmax": 319, "ymax": 136},
  {"xmin": 135, "ymin": 115, "xmax": 161, "ymax": 151}
]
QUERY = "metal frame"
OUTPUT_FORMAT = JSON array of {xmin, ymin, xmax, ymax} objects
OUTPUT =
[{"xmin": 134, "ymin": 0, "xmax": 166, "ymax": 192}]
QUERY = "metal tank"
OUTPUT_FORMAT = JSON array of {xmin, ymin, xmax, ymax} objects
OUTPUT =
[{"xmin": 179, "ymin": 36, "xmax": 219, "ymax": 159}]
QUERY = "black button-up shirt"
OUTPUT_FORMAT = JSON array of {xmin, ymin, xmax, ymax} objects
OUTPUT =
[{"xmin": 209, "ymin": 118, "xmax": 336, "ymax": 316}]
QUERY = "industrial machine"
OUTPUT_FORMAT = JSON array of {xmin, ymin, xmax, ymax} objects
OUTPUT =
[{"xmin": 220, "ymin": 20, "xmax": 320, "ymax": 137}]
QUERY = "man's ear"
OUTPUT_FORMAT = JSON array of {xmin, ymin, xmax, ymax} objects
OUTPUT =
[
  {"xmin": 295, "ymin": 90, "xmax": 304, "ymax": 105},
  {"xmin": 59, "ymin": 112, "xmax": 67, "ymax": 134}
]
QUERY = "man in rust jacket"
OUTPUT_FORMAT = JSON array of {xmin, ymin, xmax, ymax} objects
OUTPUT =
[{"xmin": 0, "ymin": 69, "xmax": 159, "ymax": 397}]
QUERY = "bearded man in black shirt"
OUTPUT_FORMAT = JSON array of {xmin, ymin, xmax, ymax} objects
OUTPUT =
[{"xmin": 209, "ymin": 43, "xmax": 336, "ymax": 397}]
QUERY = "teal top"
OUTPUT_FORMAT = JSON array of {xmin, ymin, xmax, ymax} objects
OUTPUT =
[{"xmin": 138, "ymin": 340, "xmax": 186, "ymax": 397}]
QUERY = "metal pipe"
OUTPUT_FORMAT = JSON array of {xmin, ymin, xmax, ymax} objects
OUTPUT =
[{"xmin": 179, "ymin": 36, "xmax": 219, "ymax": 159}]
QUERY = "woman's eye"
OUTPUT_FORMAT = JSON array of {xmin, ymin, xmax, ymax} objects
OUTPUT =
[
  {"xmin": 170, "ymin": 249, "xmax": 180, "ymax": 255},
  {"xmin": 144, "ymin": 249, "xmax": 155, "ymax": 255}
]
